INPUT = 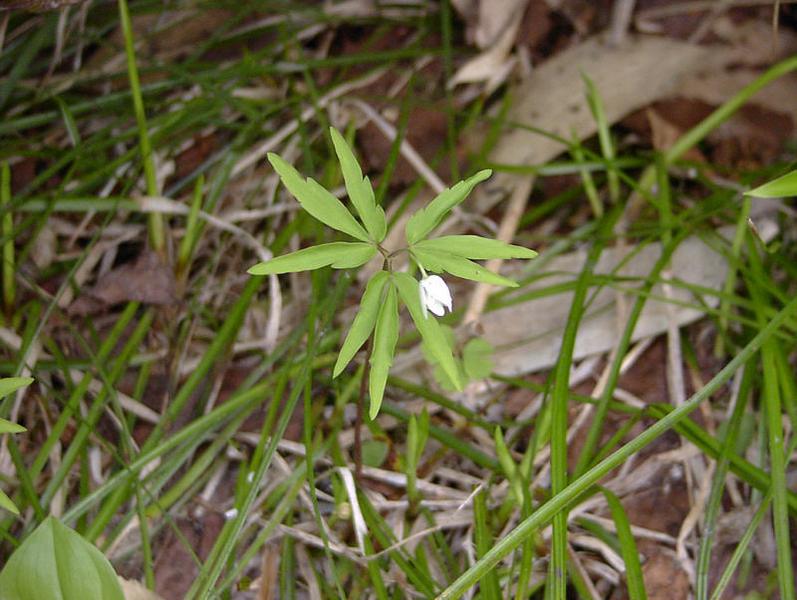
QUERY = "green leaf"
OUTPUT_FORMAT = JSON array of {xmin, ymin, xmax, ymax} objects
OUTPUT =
[
  {"xmin": 369, "ymin": 283, "xmax": 398, "ymax": 419},
  {"xmin": 0, "ymin": 377, "xmax": 32, "ymax": 400},
  {"xmin": 0, "ymin": 417, "xmax": 25, "ymax": 435},
  {"xmin": 393, "ymin": 272, "xmax": 462, "ymax": 390},
  {"xmin": 267, "ymin": 152, "xmax": 370, "ymax": 241},
  {"xmin": 329, "ymin": 127, "xmax": 387, "ymax": 242},
  {"xmin": 333, "ymin": 271, "xmax": 389, "ymax": 377},
  {"xmin": 247, "ymin": 242, "xmax": 376, "ymax": 275},
  {"xmin": 412, "ymin": 247, "xmax": 518, "ymax": 287},
  {"xmin": 405, "ymin": 170, "xmax": 492, "ymax": 244},
  {"xmin": 0, "ymin": 516, "xmax": 125, "ymax": 600},
  {"xmin": 415, "ymin": 235, "xmax": 537, "ymax": 260},
  {"xmin": 0, "ymin": 488, "xmax": 17, "ymax": 515},
  {"xmin": 746, "ymin": 169, "xmax": 797, "ymax": 198},
  {"xmin": 601, "ymin": 487, "xmax": 648, "ymax": 600},
  {"xmin": 361, "ymin": 439, "xmax": 389, "ymax": 468},
  {"xmin": 462, "ymin": 338, "xmax": 494, "ymax": 380}
]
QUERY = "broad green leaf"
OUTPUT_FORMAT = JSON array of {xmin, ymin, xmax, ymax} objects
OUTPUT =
[
  {"xmin": 412, "ymin": 247, "xmax": 518, "ymax": 287},
  {"xmin": 369, "ymin": 284, "xmax": 398, "ymax": 419},
  {"xmin": 462, "ymin": 338, "xmax": 494, "ymax": 380},
  {"xmin": 0, "ymin": 516, "xmax": 125, "ymax": 600},
  {"xmin": 329, "ymin": 127, "xmax": 387, "ymax": 241},
  {"xmin": 0, "ymin": 489, "xmax": 18, "ymax": 515},
  {"xmin": 393, "ymin": 272, "xmax": 461, "ymax": 390},
  {"xmin": 333, "ymin": 271, "xmax": 389, "ymax": 377},
  {"xmin": 247, "ymin": 242, "xmax": 376, "ymax": 275},
  {"xmin": 405, "ymin": 169, "xmax": 492, "ymax": 244},
  {"xmin": 0, "ymin": 417, "xmax": 25, "ymax": 434},
  {"xmin": 746, "ymin": 169, "xmax": 797, "ymax": 198},
  {"xmin": 267, "ymin": 152, "xmax": 370, "ymax": 241},
  {"xmin": 415, "ymin": 235, "xmax": 537, "ymax": 260},
  {"xmin": 0, "ymin": 377, "xmax": 32, "ymax": 400}
]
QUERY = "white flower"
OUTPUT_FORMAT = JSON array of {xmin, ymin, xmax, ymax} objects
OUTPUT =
[{"xmin": 419, "ymin": 275, "xmax": 452, "ymax": 318}]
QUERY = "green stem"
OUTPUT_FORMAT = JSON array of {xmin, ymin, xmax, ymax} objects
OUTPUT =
[{"xmin": 118, "ymin": 0, "xmax": 164, "ymax": 252}]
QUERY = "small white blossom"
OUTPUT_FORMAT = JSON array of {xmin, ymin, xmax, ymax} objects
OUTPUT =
[
  {"xmin": 419, "ymin": 275, "xmax": 452, "ymax": 318},
  {"xmin": 223, "ymin": 508, "xmax": 239, "ymax": 521}
]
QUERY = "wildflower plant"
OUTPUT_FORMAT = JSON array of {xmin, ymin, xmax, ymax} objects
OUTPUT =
[{"xmin": 248, "ymin": 127, "xmax": 537, "ymax": 418}]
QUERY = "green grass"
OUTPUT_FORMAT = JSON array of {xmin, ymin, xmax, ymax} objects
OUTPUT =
[{"xmin": 0, "ymin": 3, "xmax": 795, "ymax": 599}]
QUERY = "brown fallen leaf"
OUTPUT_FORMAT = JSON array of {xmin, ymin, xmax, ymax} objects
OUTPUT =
[
  {"xmin": 645, "ymin": 106, "xmax": 707, "ymax": 164},
  {"xmin": 69, "ymin": 250, "xmax": 177, "ymax": 316},
  {"xmin": 118, "ymin": 578, "xmax": 165, "ymax": 600},
  {"xmin": 639, "ymin": 545, "xmax": 690, "ymax": 600}
]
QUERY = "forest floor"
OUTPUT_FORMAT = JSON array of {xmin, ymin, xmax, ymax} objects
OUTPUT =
[{"xmin": 1, "ymin": 1, "xmax": 797, "ymax": 598}]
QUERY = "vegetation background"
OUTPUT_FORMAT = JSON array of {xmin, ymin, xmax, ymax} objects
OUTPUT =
[{"xmin": 0, "ymin": 0, "xmax": 796, "ymax": 598}]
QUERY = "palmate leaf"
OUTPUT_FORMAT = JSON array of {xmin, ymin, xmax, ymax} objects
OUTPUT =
[
  {"xmin": 267, "ymin": 152, "xmax": 370, "ymax": 241},
  {"xmin": 746, "ymin": 169, "xmax": 797, "ymax": 198},
  {"xmin": 412, "ymin": 247, "xmax": 518, "ymax": 287},
  {"xmin": 329, "ymin": 127, "xmax": 386, "ymax": 242},
  {"xmin": 333, "ymin": 271, "xmax": 389, "ymax": 377},
  {"xmin": 414, "ymin": 235, "xmax": 537, "ymax": 260},
  {"xmin": 247, "ymin": 242, "xmax": 376, "ymax": 275},
  {"xmin": 405, "ymin": 169, "xmax": 492, "ymax": 245},
  {"xmin": 369, "ymin": 283, "xmax": 398, "ymax": 419},
  {"xmin": 393, "ymin": 272, "xmax": 461, "ymax": 390},
  {"xmin": 0, "ymin": 516, "xmax": 124, "ymax": 600}
]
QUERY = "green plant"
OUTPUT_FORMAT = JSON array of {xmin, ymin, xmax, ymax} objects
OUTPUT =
[
  {"xmin": 0, "ymin": 377, "xmax": 33, "ymax": 515},
  {"xmin": 0, "ymin": 516, "xmax": 124, "ymax": 600},
  {"xmin": 248, "ymin": 127, "xmax": 537, "ymax": 418}
]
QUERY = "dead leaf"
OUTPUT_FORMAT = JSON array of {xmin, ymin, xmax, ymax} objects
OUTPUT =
[
  {"xmin": 393, "ymin": 219, "xmax": 779, "ymax": 381},
  {"xmin": 154, "ymin": 513, "xmax": 224, "ymax": 599},
  {"xmin": 69, "ymin": 250, "xmax": 177, "ymax": 316},
  {"xmin": 118, "ymin": 578, "xmax": 165, "ymax": 600},
  {"xmin": 639, "ymin": 546, "xmax": 690, "ymax": 600},
  {"xmin": 475, "ymin": 34, "xmax": 710, "ymax": 214},
  {"xmin": 450, "ymin": 0, "xmax": 527, "ymax": 88},
  {"xmin": 642, "ymin": 106, "xmax": 709, "ymax": 169}
]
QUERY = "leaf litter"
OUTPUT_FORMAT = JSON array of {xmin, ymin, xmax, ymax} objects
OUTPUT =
[{"xmin": 1, "ymin": 2, "xmax": 795, "ymax": 599}]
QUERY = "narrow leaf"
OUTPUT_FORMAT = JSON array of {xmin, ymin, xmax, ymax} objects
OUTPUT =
[
  {"xmin": 333, "ymin": 271, "xmax": 389, "ymax": 377},
  {"xmin": 247, "ymin": 242, "xmax": 375, "ymax": 275},
  {"xmin": 0, "ymin": 516, "xmax": 125, "ymax": 600},
  {"xmin": 0, "ymin": 377, "xmax": 32, "ymax": 400},
  {"xmin": 412, "ymin": 248, "xmax": 518, "ymax": 287},
  {"xmin": 329, "ymin": 127, "xmax": 387, "ymax": 241},
  {"xmin": 405, "ymin": 169, "xmax": 492, "ymax": 244},
  {"xmin": 267, "ymin": 152, "xmax": 370, "ymax": 241},
  {"xmin": 0, "ymin": 417, "xmax": 25, "ymax": 435},
  {"xmin": 0, "ymin": 489, "xmax": 18, "ymax": 515},
  {"xmin": 369, "ymin": 283, "xmax": 398, "ymax": 419},
  {"xmin": 746, "ymin": 169, "xmax": 797, "ymax": 198},
  {"xmin": 601, "ymin": 488, "xmax": 648, "ymax": 600},
  {"xmin": 415, "ymin": 235, "xmax": 537, "ymax": 260},
  {"xmin": 393, "ymin": 272, "xmax": 461, "ymax": 390}
]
